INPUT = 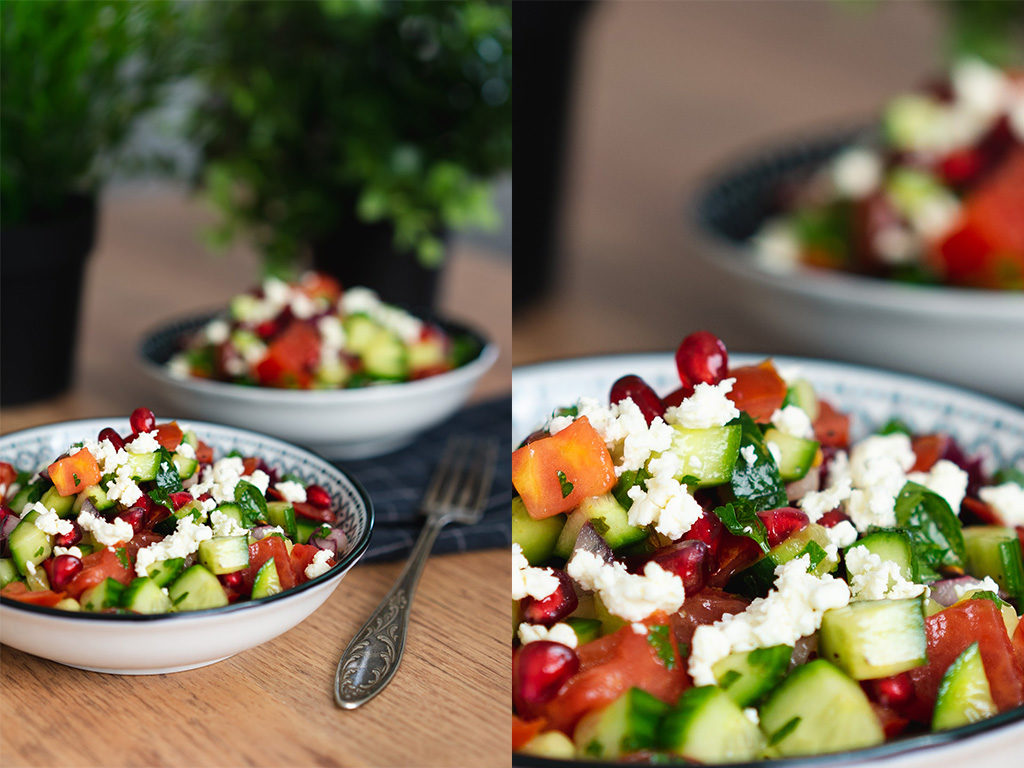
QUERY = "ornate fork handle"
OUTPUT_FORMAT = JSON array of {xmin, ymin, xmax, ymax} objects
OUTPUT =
[{"xmin": 334, "ymin": 512, "xmax": 450, "ymax": 709}]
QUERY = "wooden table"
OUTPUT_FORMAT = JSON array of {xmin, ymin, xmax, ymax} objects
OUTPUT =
[{"xmin": 0, "ymin": 187, "xmax": 511, "ymax": 768}]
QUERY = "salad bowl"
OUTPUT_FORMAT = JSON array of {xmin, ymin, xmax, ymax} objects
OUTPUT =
[
  {"xmin": 512, "ymin": 352, "xmax": 1024, "ymax": 767},
  {"xmin": 139, "ymin": 314, "xmax": 498, "ymax": 459},
  {"xmin": 0, "ymin": 417, "xmax": 373, "ymax": 674},
  {"xmin": 692, "ymin": 132, "xmax": 1024, "ymax": 406}
]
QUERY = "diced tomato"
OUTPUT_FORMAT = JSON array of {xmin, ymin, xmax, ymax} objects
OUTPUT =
[
  {"xmin": 241, "ymin": 457, "xmax": 260, "ymax": 475},
  {"xmin": 963, "ymin": 497, "xmax": 1003, "ymax": 527},
  {"xmin": 813, "ymin": 400, "xmax": 851, "ymax": 449},
  {"xmin": 539, "ymin": 614, "xmax": 686, "ymax": 734},
  {"xmin": 934, "ymin": 148, "xmax": 1024, "ymax": 289},
  {"xmin": 241, "ymin": 536, "xmax": 296, "ymax": 595},
  {"xmin": 1014, "ymin": 614, "xmax": 1024, "ymax": 672},
  {"xmin": 906, "ymin": 598, "xmax": 1024, "ymax": 722},
  {"xmin": 47, "ymin": 449, "xmax": 101, "ymax": 497},
  {"xmin": 195, "ymin": 441, "xmax": 214, "ymax": 465},
  {"xmin": 299, "ymin": 272, "xmax": 342, "ymax": 302},
  {"xmin": 154, "ymin": 422, "xmax": 183, "ymax": 452},
  {"xmin": 0, "ymin": 582, "xmax": 66, "ymax": 607},
  {"xmin": 0, "ymin": 462, "xmax": 17, "ymax": 502},
  {"xmin": 511, "ymin": 417, "xmax": 617, "ymax": 520},
  {"xmin": 910, "ymin": 434, "xmax": 950, "ymax": 473},
  {"xmin": 290, "ymin": 543, "xmax": 325, "ymax": 583},
  {"xmin": 293, "ymin": 501, "xmax": 335, "ymax": 523},
  {"xmin": 870, "ymin": 702, "xmax": 910, "ymax": 739},
  {"xmin": 255, "ymin": 321, "xmax": 320, "ymax": 388},
  {"xmin": 512, "ymin": 716, "xmax": 547, "ymax": 750},
  {"xmin": 65, "ymin": 547, "xmax": 134, "ymax": 599},
  {"xmin": 726, "ymin": 361, "xmax": 787, "ymax": 423}
]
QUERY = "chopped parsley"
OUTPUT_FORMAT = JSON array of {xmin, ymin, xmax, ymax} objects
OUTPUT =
[
  {"xmin": 769, "ymin": 716, "xmax": 802, "ymax": 746},
  {"xmin": 711, "ymin": 501, "xmax": 771, "ymax": 554},
  {"xmin": 556, "ymin": 470, "xmax": 574, "ymax": 499},
  {"xmin": 646, "ymin": 624, "xmax": 676, "ymax": 670},
  {"xmin": 73, "ymin": 473, "xmax": 81, "ymax": 487}
]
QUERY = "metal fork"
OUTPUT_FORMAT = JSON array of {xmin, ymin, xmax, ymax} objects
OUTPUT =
[{"xmin": 334, "ymin": 435, "xmax": 498, "ymax": 709}]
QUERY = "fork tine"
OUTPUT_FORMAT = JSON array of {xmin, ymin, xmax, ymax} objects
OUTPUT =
[
  {"xmin": 466, "ymin": 440, "xmax": 497, "ymax": 515},
  {"xmin": 422, "ymin": 436, "xmax": 464, "ymax": 508},
  {"xmin": 449, "ymin": 438, "xmax": 496, "ymax": 519}
]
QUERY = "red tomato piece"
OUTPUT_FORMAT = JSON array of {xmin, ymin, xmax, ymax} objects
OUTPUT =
[
  {"xmin": 539, "ymin": 614, "xmax": 686, "ymax": 734},
  {"xmin": 47, "ymin": 449, "xmax": 101, "ymax": 497},
  {"xmin": 241, "ymin": 457, "xmax": 260, "ymax": 475},
  {"xmin": 241, "ymin": 536, "xmax": 296, "ymax": 595},
  {"xmin": 512, "ymin": 716, "xmax": 547, "ymax": 750},
  {"xmin": 65, "ymin": 547, "xmax": 135, "ymax": 599},
  {"xmin": 0, "ymin": 462, "xmax": 17, "ymax": 501},
  {"xmin": 195, "ymin": 441, "xmax": 214, "ymax": 465},
  {"xmin": 255, "ymin": 321, "xmax": 320, "ymax": 388},
  {"xmin": 154, "ymin": 422, "xmax": 184, "ymax": 452},
  {"xmin": 963, "ymin": 497, "xmax": 1002, "ymax": 526},
  {"xmin": 511, "ymin": 417, "xmax": 616, "ymax": 520},
  {"xmin": 813, "ymin": 400, "xmax": 851, "ymax": 449},
  {"xmin": 910, "ymin": 434, "xmax": 951, "ymax": 473},
  {"xmin": 290, "ymin": 543, "xmax": 325, "ymax": 583},
  {"xmin": 293, "ymin": 501, "xmax": 335, "ymax": 523},
  {"xmin": 907, "ymin": 598, "xmax": 1024, "ymax": 721},
  {"xmin": 0, "ymin": 582, "xmax": 66, "ymax": 606},
  {"xmin": 726, "ymin": 361, "xmax": 787, "ymax": 423},
  {"xmin": 1013, "ymin": 614, "xmax": 1024, "ymax": 673}
]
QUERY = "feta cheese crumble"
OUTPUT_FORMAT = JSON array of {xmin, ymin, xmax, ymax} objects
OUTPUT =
[
  {"xmin": 567, "ymin": 550, "xmax": 686, "ymax": 623},
  {"xmin": 77, "ymin": 509, "xmax": 135, "ymax": 549},
  {"xmin": 342, "ymin": 286, "xmax": 423, "ymax": 343},
  {"xmin": 907, "ymin": 459, "xmax": 969, "ymax": 514},
  {"xmin": 127, "ymin": 431, "xmax": 161, "ymax": 455},
  {"xmin": 688, "ymin": 555, "xmax": 851, "ymax": 686},
  {"xmin": 27, "ymin": 503, "xmax": 74, "ymax": 537},
  {"xmin": 979, "ymin": 482, "xmax": 1024, "ymax": 526},
  {"xmin": 513, "ymin": 543, "xmax": 560, "ymax": 601},
  {"xmin": 274, "ymin": 481, "xmax": 308, "ymax": 504},
  {"xmin": 53, "ymin": 546, "xmax": 83, "ymax": 559},
  {"xmin": 517, "ymin": 622, "xmax": 579, "ymax": 648},
  {"xmin": 740, "ymin": 445, "xmax": 757, "ymax": 468},
  {"xmin": 210, "ymin": 509, "xmax": 248, "ymax": 538},
  {"xmin": 845, "ymin": 434, "xmax": 916, "ymax": 531},
  {"xmin": 664, "ymin": 379, "xmax": 740, "ymax": 430},
  {"xmin": 133, "ymin": 517, "xmax": 214, "ymax": 577},
  {"xmin": 105, "ymin": 466, "xmax": 145, "ymax": 507},
  {"xmin": 831, "ymin": 147, "xmax": 883, "ymax": 200},
  {"xmin": 844, "ymin": 545, "xmax": 926, "ymax": 601},
  {"xmin": 953, "ymin": 576, "xmax": 1001, "ymax": 600},
  {"xmin": 770, "ymin": 405, "xmax": 815, "ymax": 440},
  {"xmin": 626, "ymin": 452, "xmax": 703, "ymax": 540},
  {"xmin": 304, "ymin": 549, "xmax": 334, "ymax": 580}
]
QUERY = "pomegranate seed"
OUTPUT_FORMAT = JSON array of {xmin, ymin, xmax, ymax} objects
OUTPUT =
[
  {"xmin": 647, "ymin": 540, "xmax": 710, "ymax": 593},
  {"xmin": 98, "ymin": 427, "xmax": 126, "ymax": 450},
  {"xmin": 134, "ymin": 493, "xmax": 153, "ymax": 512},
  {"xmin": 819, "ymin": 509, "xmax": 852, "ymax": 528},
  {"xmin": 118, "ymin": 506, "xmax": 148, "ymax": 533},
  {"xmin": 255, "ymin": 320, "xmax": 279, "ymax": 339},
  {"xmin": 939, "ymin": 148, "xmax": 983, "ymax": 186},
  {"xmin": 513, "ymin": 641, "xmax": 580, "ymax": 718},
  {"xmin": 520, "ymin": 571, "xmax": 578, "ymax": 626},
  {"xmin": 148, "ymin": 505, "xmax": 172, "ymax": 527},
  {"xmin": 610, "ymin": 375, "xmax": 665, "ymax": 425},
  {"xmin": 53, "ymin": 521, "xmax": 83, "ymax": 548},
  {"xmin": 257, "ymin": 460, "xmax": 279, "ymax": 484},
  {"xmin": 168, "ymin": 492, "xmax": 194, "ymax": 510},
  {"xmin": 662, "ymin": 385, "xmax": 695, "ymax": 409},
  {"xmin": 221, "ymin": 572, "xmax": 244, "ymax": 589},
  {"xmin": 306, "ymin": 484, "xmax": 332, "ymax": 510},
  {"xmin": 129, "ymin": 407, "xmax": 156, "ymax": 434},
  {"xmin": 683, "ymin": 511, "xmax": 724, "ymax": 558},
  {"xmin": 49, "ymin": 555, "xmax": 84, "ymax": 590},
  {"xmin": 675, "ymin": 331, "xmax": 729, "ymax": 387},
  {"xmin": 864, "ymin": 672, "xmax": 914, "ymax": 708},
  {"xmin": 757, "ymin": 508, "xmax": 809, "ymax": 548}
]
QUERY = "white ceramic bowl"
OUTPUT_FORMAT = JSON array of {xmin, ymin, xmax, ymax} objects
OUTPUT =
[
  {"xmin": 138, "ymin": 314, "xmax": 498, "ymax": 459},
  {"xmin": 0, "ymin": 418, "xmax": 373, "ymax": 674},
  {"xmin": 693, "ymin": 134, "xmax": 1024, "ymax": 406},
  {"xmin": 513, "ymin": 352, "xmax": 1024, "ymax": 767}
]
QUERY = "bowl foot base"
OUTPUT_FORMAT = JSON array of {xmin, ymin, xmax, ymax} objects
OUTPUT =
[{"xmin": 61, "ymin": 655, "xmax": 235, "ymax": 675}]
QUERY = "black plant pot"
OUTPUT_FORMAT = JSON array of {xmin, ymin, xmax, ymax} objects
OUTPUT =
[
  {"xmin": 310, "ymin": 215, "xmax": 444, "ymax": 313},
  {"xmin": 1, "ymin": 194, "xmax": 97, "ymax": 406}
]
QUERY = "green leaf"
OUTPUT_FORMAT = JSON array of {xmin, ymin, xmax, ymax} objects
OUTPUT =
[
  {"xmin": 798, "ymin": 540, "xmax": 828, "ymax": 571},
  {"xmin": 556, "ymin": 470, "xmax": 574, "ymax": 499},
  {"xmin": 769, "ymin": 716, "xmax": 802, "ymax": 747},
  {"xmin": 878, "ymin": 418, "xmax": 912, "ymax": 436},
  {"xmin": 711, "ymin": 501, "xmax": 771, "ymax": 555},
  {"xmin": 646, "ymin": 624, "xmax": 676, "ymax": 670},
  {"xmin": 234, "ymin": 481, "xmax": 268, "ymax": 528},
  {"xmin": 894, "ymin": 481, "xmax": 966, "ymax": 580},
  {"xmin": 147, "ymin": 448, "xmax": 183, "ymax": 507},
  {"xmin": 993, "ymin": 467, "xmax": 1024, "ymax": 489},
  {"xmin": 728, "ymin": 413, "xmax": 787, "ymax": 512},
  {"xmin": 613, "ymin": 468, "xmax": 651, "ymax": 512}
]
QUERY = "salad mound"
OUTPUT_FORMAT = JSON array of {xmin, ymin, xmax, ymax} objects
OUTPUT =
[
  {"xmin": 168, "ymin": 272, "xmax": 479, "ymax": 389},
  {"xmin": 0, "ymin": 407, "xmax": 350, "ymax": 614},
  {"xmin": 753, "ymin": 59, "xmax": 1024, "ymax": 290},
  {"xmin": 511, "ymin": 332, "xmax": 1024, "ymax": 762}
]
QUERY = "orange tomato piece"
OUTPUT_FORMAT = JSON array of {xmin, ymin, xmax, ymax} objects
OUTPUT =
[
  {"xmin": 910, "ymin": 433, "xmax": 950, "ymax": 473},
  {"xmin": 813, "ymin": 400, "xmax": 851, "ymax": 449},
  {"xmin": 48, "ymin": 448, "xmax": 101, "ymax": 497},
  {"xmin": 512, "ymin": 716, "xmax": 547, "ymax": 750},
  {"xmin": 1, "ymin": 582, "xmax": 66, "ymax": 607},
  {"xmin": 154, "ymin": 422, "xmax": 183, "ymax": 452},
  {"xmin": 511, "ymin": 417, "xmax": 616, "ymax": 519},
  {"xmin": 726, "ymin": 361, "xmax": 787, "ymax": 423}
]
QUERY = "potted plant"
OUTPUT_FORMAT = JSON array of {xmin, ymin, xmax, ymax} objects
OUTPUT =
[
  {"xmin": 0, "ymin": 1, "xmax": 183, "ymax": 405},
  {"xmin": 189, "ymin": 0, "xmax": 512, "ymax": 309}
]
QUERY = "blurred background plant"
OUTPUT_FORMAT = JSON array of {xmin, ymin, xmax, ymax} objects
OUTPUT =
[
  {"xmin": 938, "ymin": 0, "xmax": 1024, "ymax": 66},
  {"xmin": 189, "ymin": 0, "xmax": 512, "ymax": 286},
  {"xmin": 0, "ymin": 0, "xmax": 186, "ymax": 226}
]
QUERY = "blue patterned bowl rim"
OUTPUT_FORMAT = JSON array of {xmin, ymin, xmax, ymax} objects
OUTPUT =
[{"xmin": 0, "ymin": 417, "xmax": 374, "ymax": 622}]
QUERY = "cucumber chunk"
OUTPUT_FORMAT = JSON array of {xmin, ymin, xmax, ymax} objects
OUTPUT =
[
  {"xmin": 932, "ymin": 642, "xmax": 997, "ymax": 730},
  {"xmin": 512, "ymin": 496, "xmax": 564, "ymax": 565},
  {"xmin": 573, "ymin": 687, "xmax": 669, "ymax": 760},
  {"xmin": 168, "ymin": 565, "xmax": 229, "ymax": 611},
  {"xmin": 295, "ymin": 518, "xmax": 318, "ymax": 545},
  {"xmin": 665, "ymin": 424, "xmax": 742, "ymax": 487},
  {"xmin": 362, "ymin": 329, "xmax": 408, "ymax": 380},
  {"xmin": 81, "ymin": 578, "xmax": 126, "ymax": 612},
  {"xmin": 855, "ymin": 530, "xmax": 917, "ymax": 582},
  {"xmin": 728, "ymin": 524, "xmax": 836, "ymax": 598},
  {"xmin": 759, "ymin": 659, "xmax": 883, "ymax": 756},
  {"xmin": 251, "ymin": 558, "xmax": 283, "ymax": 599},
  {"xmin": 8, "ymin": 512, "xmax": 52, "ymax": 576},
  {"xmin": 55, "ymin": 598, "xmax": 81, "ymax": 611},
  {"xmin": 40, "ymin": 485, "xmax": 75, "ymax": 518},
  {"xmin": 124, "ymin": 453, "xmax": 160, "ymax": 482},
  {"xmin": 73, "ymin": 484, "xmax": 114, "ymax": 513},
  {"xmin": 145, "ymin": 557, "xmax": 185, "ymax": 587},
  {"xmin": 343, "ymin": 314, "xmax": 382, "ymax": 353},
  {"xmin": 762, "ymin": 429, "xmax": 819, "ymax": 482},
  {"xmin": 266, "ymin": 501, "xmax": 298, "ymax": 542},
  {"xmin": 712, "ymin": 645, "xmax": 793, "ymax": 707},
  {"xmin": 0, "ymin": 558, "xmax": 21, "ymax": 588},
  {"xmin": 819, "ymin": 597, "xmax": 927, "ymax": 680},
  {"xmin": 962, "ymin": 526, "xmax": 1024, "ymax": 604},
  {"xmin": 783, "ymin": 379, "xmax": 819, "ymax": 422},
  {"xmin": 554, "ymin": 494, "xmax": 646, "ymax": 560},
  {"xmin": 172, "ymin": 453, "xmax": 198, "ymax": 480},
  {"xmin": 659, "ymin": 686, "xmax": 764, "ymax": 763},
  {"xmin": 9, "ymin": 482, "xmax": 46, "ymax": 515},
  {"xmin": 594, "ymin": 593, "xmax": 627, "ymax": 636},
  {"xmin": 198, "ymin": 536, "xmax": 250, "ymax": 575},
  {"xmin": 520, "ymin": 731, "xmax": 575, "ymax": 759},
  {"xmin": 123, "ymin": 577, "xmax": 173, "ymax": 614},
  {"xmin": 565, "ymin": 617, "xmax": 602, "ymax": 645}
]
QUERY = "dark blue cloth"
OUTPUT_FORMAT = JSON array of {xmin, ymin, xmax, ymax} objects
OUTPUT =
[{"xmin": 338, "ymin": 397, "xmax": 512, "ymax": 562}]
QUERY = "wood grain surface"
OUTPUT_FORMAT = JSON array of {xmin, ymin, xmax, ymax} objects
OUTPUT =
[{"xmin": 0, "ymin": 186, "xmax": 511, "ymax": 768}]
